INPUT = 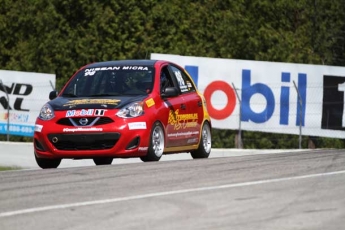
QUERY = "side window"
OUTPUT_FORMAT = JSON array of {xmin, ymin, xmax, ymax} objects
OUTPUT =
[
  {"xmin": 170, "ymin": 65, "xmax": 196, "ymax": 94},
  {"xmin": 160, "ymin": 66, "xmax": 174, "ymax": 93}
]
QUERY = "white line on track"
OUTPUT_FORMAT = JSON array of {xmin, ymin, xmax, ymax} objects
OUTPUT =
[{"xmin": 1, "ymin": 170, "xmax": 345, "ymax": 218}]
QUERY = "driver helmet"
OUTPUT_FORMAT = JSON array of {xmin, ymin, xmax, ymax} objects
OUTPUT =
[{"xmin": 160, "ymin": 71, "xmax": 169, "ymax": 91}]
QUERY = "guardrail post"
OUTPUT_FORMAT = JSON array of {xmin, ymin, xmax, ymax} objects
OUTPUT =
[
  {"xmin": 0, "ymin": 79, "xmax": 10, "ymax": 141},
  {"xmin": 293, "ymin": 80, "xmax": 303, "ymax": 149},
  {"xmin": 232, "ymin": 83, "xmax": 242, "ymax": 149}
]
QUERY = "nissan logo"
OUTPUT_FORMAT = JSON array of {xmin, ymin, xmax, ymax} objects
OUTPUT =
[{"xmin": 79, "ymin": 118, "xmax": 89, "ymax": 126}]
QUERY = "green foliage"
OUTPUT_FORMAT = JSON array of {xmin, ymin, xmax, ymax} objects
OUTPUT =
[
  {"xmin": 316, "ymin": 137, "xmax": 345, "ymax": 148},
  {"xmin": 0, "ymin": 135, "xmax": 33, "ymax": 142},
  {"xmin": 0, "ymin": 0, "xmax": 344, "ymax": 148},
  {"xmin": 0, "ymin": 166, "xmax": 21, "ymax": 171},
  {"xmin": 211, "ymin": 129, "xmax": 236, "ymax": 148}
]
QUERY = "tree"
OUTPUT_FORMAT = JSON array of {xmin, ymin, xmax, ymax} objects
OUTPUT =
[{"xmin": 1, "ymin": 0, "xmax": 344, "ymax": 147}]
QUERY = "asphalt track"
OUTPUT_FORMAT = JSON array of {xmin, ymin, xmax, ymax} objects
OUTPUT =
[{"xmin": 0, "ymin": 149, "xmax": 344, "ymax": 230}]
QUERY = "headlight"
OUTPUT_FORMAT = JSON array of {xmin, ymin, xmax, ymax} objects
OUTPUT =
[
  {"xmin": 116, "ymin": 102, "xmax": 144, "ymax": 118},
  {"xmin": 39, "ymin": 103, "xmax": 55, "ymax": 120}
]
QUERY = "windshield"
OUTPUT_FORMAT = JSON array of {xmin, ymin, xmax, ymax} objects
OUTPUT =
[{"xmin": 61, "ymin": 66, "xmax": 154, "ymax": 97}]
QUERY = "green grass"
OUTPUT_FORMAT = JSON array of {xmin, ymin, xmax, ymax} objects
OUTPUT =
[{"xmin": 0, "ymin": 166, "xmax": 21, "ymax": 171}]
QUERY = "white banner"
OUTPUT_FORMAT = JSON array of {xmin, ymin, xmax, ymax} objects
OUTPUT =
[
  {"xmin": 151, "ymin": 53, "xmax": 345, "ymax": 138},
  {"xmin": 0, "ymin": 70, "xmax": 55, "ymax": 136}
]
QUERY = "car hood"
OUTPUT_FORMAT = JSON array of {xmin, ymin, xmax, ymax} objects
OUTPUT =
[{"xmin": 49, "ymin": 95, "xmax": 148, "ymax": 110}]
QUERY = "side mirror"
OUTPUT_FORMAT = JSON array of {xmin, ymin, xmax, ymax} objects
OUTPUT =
[
  {"xmin": 162, "ymin": 87, "xmax": 179, "ymax": 98},
  {"xmin": 49, "ymin": 90, "xmax": 58, "ymax": 100}
]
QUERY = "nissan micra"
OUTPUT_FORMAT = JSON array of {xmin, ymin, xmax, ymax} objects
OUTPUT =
[{"xmin": 34, "ymin": 60, "xmax": 212, "ymax": 168}]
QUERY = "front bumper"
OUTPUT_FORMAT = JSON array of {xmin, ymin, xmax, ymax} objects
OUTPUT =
[{"xmin": 34, "ymin": 117, "xmax": 152, "ymax": 159}]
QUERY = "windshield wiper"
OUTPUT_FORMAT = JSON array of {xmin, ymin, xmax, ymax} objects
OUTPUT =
[
  {"xmin": 90, "ymin": 93, "xmax": 120, "ymax": 97},
  {"xmin": 121, "ymin": 92, "xmax": 144, "ymax": 96},
  {"xmin": 61, "ymin": 93, "xmax": 78, "ymax": 97}
]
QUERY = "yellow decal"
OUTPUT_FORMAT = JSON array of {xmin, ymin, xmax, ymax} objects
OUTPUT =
[
  {"xmin": 168, "ymin": 109, "xmax": 198, "ymax": 130},
  {"xmin": 145, "ymin": 98, "xmax": 155, "ymax": 108},
  {"xmin": 0, "ymin": 113, "xmax": 7, "ymax": 120},
  {"xmin": 63, "ymin": 99, "xmax": 121, "ymax": 107}
]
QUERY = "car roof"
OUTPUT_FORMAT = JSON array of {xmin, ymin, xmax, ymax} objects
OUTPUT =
[{"xmin": 86, "ymin": 60, "xmax": 160, "ymax": 68}]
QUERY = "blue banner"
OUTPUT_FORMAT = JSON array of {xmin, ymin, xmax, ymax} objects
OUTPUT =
[{"xmin": 0, "ymin": 122, "xmax": 34, "ymax": 137}]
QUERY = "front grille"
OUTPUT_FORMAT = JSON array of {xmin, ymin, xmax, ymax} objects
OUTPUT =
[
  {"xmin": 94, "ymin": 117, "xmax": 114, "ymax": 125},
  {"xmin": 48, "ymin": 133, "xmax": 120, "ymax": 150},
  {"xmin": 57, "ymin": 117, "xmax": 114, "ymax": 126}
]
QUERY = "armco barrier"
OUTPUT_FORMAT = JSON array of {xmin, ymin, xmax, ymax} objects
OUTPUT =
[{"xmin": 0, "ymin": 141, "xmax": 304, "ymax": 169}]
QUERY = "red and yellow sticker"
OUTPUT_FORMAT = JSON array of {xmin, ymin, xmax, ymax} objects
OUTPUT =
[{"xmin": 145, "ymin": 98, "xmax": 155, "ymax": 108}]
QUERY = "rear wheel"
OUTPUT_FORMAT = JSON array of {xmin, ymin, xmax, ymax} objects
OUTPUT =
[
  {"xmin": 191, "ymin": 122, "xmax": 211, "ymax": 159},
  {"xmin": 93, "ymin": 157, "xmax": 113, "ymax": 165},
  {"xmin": 140, "ymin": 122, "xmax": 164, "ymax": 162},
  {"xmin": 35, "ymin": 155, "xmax": 61, "ymax": 169}
]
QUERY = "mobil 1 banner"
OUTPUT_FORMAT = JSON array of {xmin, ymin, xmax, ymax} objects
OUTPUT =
[
  {"xmin": 0, "ymin": 70, "xmax": 55, "ymax": 137},
  {"xmin": 151, "ymin": 53, "xmax": 345, "ymax": 139},
  {"xmin": 322, "ymin": 75, "xmax": 345, "ymax": 131}
]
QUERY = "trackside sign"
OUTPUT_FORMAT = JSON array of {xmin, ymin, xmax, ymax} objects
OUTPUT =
[
  {"xmin": 0, "ymin": 70, "xmax": 55, "ymax": 137},
  {"xmin": 151, "ymin": 53, "xmax": 345, "ymax": 139}
]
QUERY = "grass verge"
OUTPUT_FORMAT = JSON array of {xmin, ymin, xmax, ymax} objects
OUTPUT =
[{"xmin": 0, "ymin": 166, "xmax": 21, "ymax": 171}]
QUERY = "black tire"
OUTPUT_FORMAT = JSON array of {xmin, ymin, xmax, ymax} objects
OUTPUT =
[
  {"xmin": 140, "ymin": 122, "xmax": 165, "ymax": 162},
  {"xmin": 93, "ymin": 157, "xmax": 113, "ymax": 165},
  {"xmin": 35, "ymin": 155, "xmax": 61, "ymax": 169},
  {"xmin": 191, "ymin": 122, "xmax": 212, "ymax": 159}
]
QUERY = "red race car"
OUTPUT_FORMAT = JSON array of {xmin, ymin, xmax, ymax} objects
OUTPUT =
[{"xmin": 34, "ymin": 60, "xmax": 212, "ymax": 168}]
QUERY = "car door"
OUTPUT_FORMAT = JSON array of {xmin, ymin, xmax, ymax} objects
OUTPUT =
[
  {"xmin": 159, "ymin": 65, "xmax": 189, "ymax": 148},
  {"xmin": 168, "ymin": 65, "xmax": 204, "ymax": 146}
]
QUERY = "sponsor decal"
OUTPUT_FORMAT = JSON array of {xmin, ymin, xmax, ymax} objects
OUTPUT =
[
  {"xmin": 145, "ymin": 98, "xmax": 155, "ymax": 108},
  {"xmin": 66, "ymin": 109, "xmax": 94, "ymax": 117},
  {"xmin": 63, "ymin": 99, "xmax": 120, "ymax": 107},
  {"xmin": 138, "ymin": 147, "xmax": 148, "ymax": 151},
  {"xmin": 128, "ymin": 122, "xmax": 147, "ymax": 130},
  {"xmin": 122, "ymin": 66, "xmax": 149, "ymax": 70},
  {"xmin": 63, "ymin": 127, "xmax": 103, "ymax": 132},
  {"xmin": 187, "ymin": 138, "xmax": 198, "ymax": 143},
  {"xmin": 85, "ymin": 67, "xmax": 121, "ymax": 76},
  {"xmin": 34, "ymin": 124, "xmax": 43, "ymax": 132},
  {"xmin": 180, "ymin": 85, "xmax": 188, "ymax": 89},
  {"xmin": 167, "ymin": 131, "xmax": 199, "ymax": 137},
  {"xmin": 66, "ymin": 109, "xmax": 107, "ymax": 117},
  {"xmin": 94, "ymin": 109, "xmax": 107, "ymax": 116},
  {"xmin": 85, "ymin": 66, "xmax": 149, "ymax": 76},
  {"xmin": 0, "ymin": 112, "xmax": 29, "ymax": 122},
  {"xmin": 168, "ymin": 109, "xmax": 198, "ymax": 130}
]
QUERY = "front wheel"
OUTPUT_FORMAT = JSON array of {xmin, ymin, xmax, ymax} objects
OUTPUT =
[
  {"xmin": 93, "ymin": 157, "xmax": 113, "ymax": 165},
  {"xmin": 35, "ymin": 155, "xmax": 61, "ymax": 169},
  {"xmin": 191, "ymin": 122, "xmax": 212, "ymax": 159},
  {"xmin": 140, "ymin": 122, "xmax": 165, "ymax": 162}
]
